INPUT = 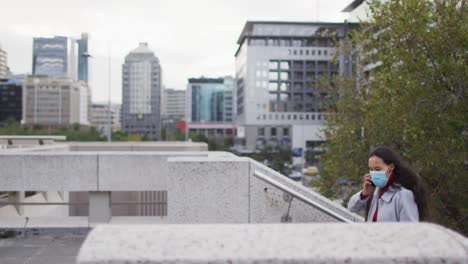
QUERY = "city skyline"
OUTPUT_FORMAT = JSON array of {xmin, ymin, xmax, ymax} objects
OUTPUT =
[{"xmin": 0, "ymin": 0, "xmax": 351, "ymax": 103}]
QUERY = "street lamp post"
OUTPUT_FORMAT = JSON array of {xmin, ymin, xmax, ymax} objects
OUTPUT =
[{"xmin": 82, "ymin": 51, "xmax": 112, "ymax": 142}]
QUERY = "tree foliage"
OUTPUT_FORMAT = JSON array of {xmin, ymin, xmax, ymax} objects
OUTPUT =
[{"xmin": 319, "ymin": 0, "xmax": 467, "ymax": 234}]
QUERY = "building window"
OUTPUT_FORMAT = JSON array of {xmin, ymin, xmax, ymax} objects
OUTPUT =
[
  {"xmin": 271, "ymin": 127, "xmax": 277, "ymax": 137},
  {"xmin": 280, "ymin": 61, "xmax": 290, "ymax": 70},
  {"xmin": 283, "ymin": 128, "xmax": 289, "ymax": 136},
  {"xmin": 258, "ymin": 127, "xmax": 265, "ymax": 136},
  {"xmin": 268, "ymin": 82, "xmax": 278, "ymax": 92},
  {"xmin": 269, "ymin": 61, "xmax": 279, "ymax": 70},
  {"xmin": 280, "ymin": 72, "xmax": 289, "ymax": 81},
  {"xmin": 269, "ymin": 72, "xmax": 279, "ymax": 80}
]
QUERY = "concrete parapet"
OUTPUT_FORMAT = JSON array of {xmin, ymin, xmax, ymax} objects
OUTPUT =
[
  {"xmin": 167, "ymin": 156, "xmax": 250, "ymax": 223},
  {"xmin": 69, "ymin": 142, "xmax": 208, "ymax": 152},
  {"xmin": 77, "ymin": 223, "xmax": 468, "ymax": 264},
  {"xmin": 0, "ymin": 152, "xmax": 98, "ymax": 191},
  {"xmin": 98, "ymin": 152, "xmax": 208, "ymax": 191}
]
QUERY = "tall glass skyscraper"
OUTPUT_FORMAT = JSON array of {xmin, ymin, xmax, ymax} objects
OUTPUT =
[
  {"xmin": 32, "ymin": 34, "xmax": 88, "ymax": 81},
  {"xmin": 121, "ymin": 43, "xmax": 162, "ymax": 138},
  {"xmin": 186, "ymin": 77, "xmax": 235, "ymax": 123},
  {"xmin": 76, "ymin": 33, "xmax": 89, "ymax": 82},
  {"xmin": 32, "ymin": 36, "xmax": 69, "ymax": 78}
]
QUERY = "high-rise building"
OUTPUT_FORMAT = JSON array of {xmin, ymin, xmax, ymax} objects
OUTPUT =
[
  {"xmin": 0, "ymin": 45, "xmax": 8, "ymax": 78},
  {"xmin": 185, "ymin": 77, "xmax": 236, "ymax": 139},
  {"xmin": 121, "ymin": 43, "xmax": 162, "ymax": 138},
  {"xmin": 76, "ymin": 33, "xmax": 89, "ymax": 82},
  {"xmin": 234, "ymin": 21, "xmax": 358, "ymax": 159},
  {"xmin": 23, "ymin": 75, "xmax": 90, "ymax": 125},
  {"xmin": 90, "ymin": 103, "xmax": 121, "ymax": 135},
  {"xmin": 161, "ymin": 88, "xmax": 185, "ymax": 120},
  {"xmin": 0, "ymin": 77, "xmax": 23, "ymax": 124},
  {"xmin": 32, "ymin": 34, "xmax": 88, "ymax": 81}
]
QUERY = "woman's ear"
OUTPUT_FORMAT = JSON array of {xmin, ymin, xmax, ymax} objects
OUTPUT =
[{"xmin": 389, "ymin": 163, "xmax": 395, "ymax": 173}]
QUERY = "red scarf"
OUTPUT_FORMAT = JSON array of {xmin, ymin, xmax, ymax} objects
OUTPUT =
[{"xmin": 372, "ymin": 172, "xmax": 395, "ymax": 222}]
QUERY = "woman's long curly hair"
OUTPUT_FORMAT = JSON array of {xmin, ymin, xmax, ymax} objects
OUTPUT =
[{"xmin": 365, "ymin": 146, "xmax": 428, "ymax": 221}]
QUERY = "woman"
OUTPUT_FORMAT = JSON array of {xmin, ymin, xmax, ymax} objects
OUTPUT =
[{"xmin": 348, "ymin": 146, "xmax": 427, "ymax": 222}]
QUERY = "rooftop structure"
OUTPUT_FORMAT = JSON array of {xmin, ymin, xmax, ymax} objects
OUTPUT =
[{"xmin": 0, "ymin": 140, "xmax": 466, "ymax": 263}]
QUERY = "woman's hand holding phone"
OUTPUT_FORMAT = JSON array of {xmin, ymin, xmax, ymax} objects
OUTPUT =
[{"xmin": 362, "ymin": 174, "xmax": 375, "ymax": 197}]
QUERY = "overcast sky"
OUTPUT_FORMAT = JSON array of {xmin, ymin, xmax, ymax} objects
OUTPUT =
[{"xmin": 1, "ymin": 0, "xmax": 352, "ymax": 103}]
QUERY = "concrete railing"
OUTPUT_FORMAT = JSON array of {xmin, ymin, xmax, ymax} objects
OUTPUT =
[
  {"xmin": 0, "ymin": 151, "xmax": 362, "ymax": 224},
  {"xmin": 77, "ymin": 223, "xmax": 468, "ymax": 263},
  {"xmin": 0, "ymin": 135, "xmax": 66, "ymax": 149},
  {"xmin": 68, "ymin": 141, "xmax": 208, "ymax": 152}
]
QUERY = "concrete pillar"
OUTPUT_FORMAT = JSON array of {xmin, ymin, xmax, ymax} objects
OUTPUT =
[{"xmin": 89, "ymin": 191, "xmax": 111, "ymax": 223}]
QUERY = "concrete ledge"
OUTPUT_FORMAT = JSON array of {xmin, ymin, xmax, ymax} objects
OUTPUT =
[
  {"xmin": 98, "ymin": 152, "xmax": 208, "ymax": 191},
  {"xmin": 0, "ymin": 144, "xmax": 70, "ymax": 152},
  {"xmin": 69, "ymin": 142, "xmax": 208, "ymax": 152},
  {"xmin": 167, "ymin": 157, "xmax": 250, "ymax": 223},
  {"xmin": 0, "ymin": 153, "xmax": 98, "ymax": 191},
  {"xmin": 0, "ymin": 136, "xmax": 67, "ymax": 140},
  {"xmin": 77, "ymin": 223, "xmax": 468, "ymax": 264}
]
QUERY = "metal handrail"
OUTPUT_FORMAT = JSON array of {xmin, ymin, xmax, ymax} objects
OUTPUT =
[{"xmin": 253, "ymin": 170, "xmax": 353, "ymax": 223}]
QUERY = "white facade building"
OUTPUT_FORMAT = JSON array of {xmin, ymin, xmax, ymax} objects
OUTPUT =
[
  {"xmin": 23, "ymin": 76, "xmax": 90, "ymax": 126},
  {"xmin": 90, "ymin": 103, "xmax": 121, "ymax": 134},
  {"xmin": 0, "ymin": 45, "xmax": 8, "ymax": 78},
  {"xmin": 121, "ymin": 43, "xmax": 162, "ymax": 138},
  {"xmin": 234, "ymin": 21, "xmax": 358, "ymax": 163},
  {"xmin": 162, "ymin": 88, "xmax": 185, "ymax": 120}
]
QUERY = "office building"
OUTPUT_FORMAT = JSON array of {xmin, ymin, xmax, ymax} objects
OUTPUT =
[
  {"xmin": 76, "ymin": 33, "xmax": 89, "ymax": 82},
  {"xmin": 185, "ymin": 76, "xmax": 236, "ymax": 138},
  {"xmin": 234, "ymin": 21, "xmax": 358, "ymax": 160},
  {"xmin": 0, "ymin": 77, "xmax": 23, "ymax": 124},
  {"xmin": 121, "ymin": 43, "xmax": 162, "ymax": 138},
  {"xmin": 32, "ymin": 34, "xmax": 88, "ymax": 81},
  {"xmin": 90, "ymin": 103, "xmax": 121, "ymax": 134},
  {"xmin": 0, "ymin": 45, "xmax": 8, "ymax": 78},
  {"xmin": 161, "ymin": 88, "xmax": 186, "ymax": 120},
  {"xmin": 23, "ymin": 75, "xmax": 90, "ymax": 126}
]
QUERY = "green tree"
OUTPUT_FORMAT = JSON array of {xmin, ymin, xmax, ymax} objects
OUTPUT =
[{"xmin": 320, "ymin": 0, "xmax": 467, "ymax": 234}]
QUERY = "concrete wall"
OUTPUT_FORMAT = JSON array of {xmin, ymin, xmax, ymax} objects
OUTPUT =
[
  {"xmin": 68, "ymin": 142, "xmax": 208, "ymax": 152},
  {"xmin": 0, "ymin": 151, "xmax": 361, "ymax": 223},
  {"xmin": 77, "ymin": 223, "xmax": 468, "ymax": 264}
]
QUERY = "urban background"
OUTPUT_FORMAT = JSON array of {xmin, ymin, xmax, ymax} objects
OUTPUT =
[{"xmin": 0, "ymin": 0, "xmax": 466, "ymax": 234}]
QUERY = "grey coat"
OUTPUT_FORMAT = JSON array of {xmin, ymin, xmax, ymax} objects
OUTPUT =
[{"xmin": 348, "ymin": 184, "xmax": 419, "ymax": 222}]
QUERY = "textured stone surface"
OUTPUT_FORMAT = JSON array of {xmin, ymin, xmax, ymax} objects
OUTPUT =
[
  {"xmin": 0, "ymin": 153, "xmax": 98, "ymax": 191},
  {"xmin": 167, "ymin": 157, "xmax": 250, "ymax": 223},
  {"xmin": 249, "ymin": 159, "xmax": 363, "ymax": 223},
  {"xmin": 98, "ymin": 152, "xmax": 207, "ymax": 190},
  {"xmin": 69, "ymin": 142, "xmax": 208, "ymax": 152},
  {"xmin": 77, "ymin": 223, "xmax": 468, "ymax": 264}
]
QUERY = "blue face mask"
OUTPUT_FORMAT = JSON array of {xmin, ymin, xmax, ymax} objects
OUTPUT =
[{"xmin": 370, "ymin": 170, "xmax": 388, "ymax": 188}]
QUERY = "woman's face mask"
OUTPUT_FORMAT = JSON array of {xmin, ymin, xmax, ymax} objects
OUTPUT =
[
  {"xmin": 370, "ymin": 169, "xmax": 388, "ymax": 187},
  {"xmin": 368, "ymin": 156, "xmax": 394, "ymax": 188}
]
